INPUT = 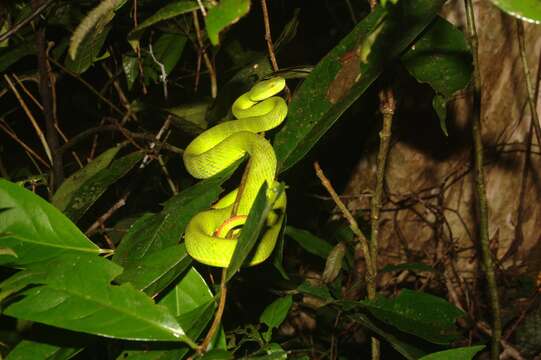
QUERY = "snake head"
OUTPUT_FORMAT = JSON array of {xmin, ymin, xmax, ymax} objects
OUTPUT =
[{"xmin": 249, "ymin": 77, "xmax": 286, "ymax": 101}]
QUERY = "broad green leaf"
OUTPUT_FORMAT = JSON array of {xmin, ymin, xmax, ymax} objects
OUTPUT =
[
  {"xmin": 322, "ymin": 242, "xmax": 346, "ymax": 283},
  {"xmin": 63, "ymin": 151, "xmax": 143, "ymax": 222},
  {"xmin": 0, "ymin": 179, "xmax": 100, "ymax": 267},
  {"xmin": 205, "ymin": 0, "xmax": 251, "ymax": 46},
  {"xmin": 489, "ymin": 0, "xmax": 541, "ymax": 24},
  {"xmin": 347, "ymin": 312, "xmax": 427, "ymax": 360},
  {"xmin": 129, "ymin": 1, "xmax": 198, "ymax": 37},
  {"xmin": 359, "ymin": 289, "xmax": 464, "ymax": 344},
  {"xmin": 248, "ymin": 343, "xmax": 287, "ymax": 360},
  {"xmin": 122, "ymin": 55, "xmax": 138, "ymax": 90},
  {"xmin": 6, "ymin": 340, "xmax": 82, "ymax": 360},
  {"xmin": 148, "ymin": 33, "xmax": 187, "ymax": 77},
  {"xmin": 285, "ymin": 226, "xmax": 333, "ymax": 259},
  {"xmin": 114, "ymin": 160, "xmax": 240, "ymax": 268},
  {"xmin": 380, "ymin": 262, "xmax": 435, "ymax": 273},
  {"xmin": 260, "ymin": 295, "xmax": 292, "ymax": 342},
  {"xmin": 52, "ymin": 146, "xmax": 122, "ymax": 211},
  {"xmin": 167, "ymin": 101, "xmax": 210, "ymax": 135},
  {"xmin": 419, "ymin": 345, "xmax": 485, "ymax": 360},
  {"xmin": 3, "ymin": 254, "xmax": 194, "ymax": 345},
  {"xmin": 226, "ymin": 183, "xmax": 284, "ymax": 282},
  {"xmin": 117, "ymin": 268, "xmax": 215, "ymax": 359},
  {"xmin": 115, "ymin": 244, "xmax": 192, "ymax": 297},
  {"xmin": 402, "ymin": 17, "xmax": 472, "ymax": 98},
  {"xmin": 273, "ymin": 0, "xmax": 446, "ymax": 172},
  {"xmin": 0, "ymin": 40, "xmax": 35, "ymax": 73}
]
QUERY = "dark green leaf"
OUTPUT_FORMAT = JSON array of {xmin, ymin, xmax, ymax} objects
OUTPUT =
[
  {"xmin": 489, "ymin": 0, "xmax": 541, "ymax": 23},
  {"xmin": 130, "ymin": 1, "xmax": 198, "ymax": 36},
  {"xmin": 0, "ymin": 41, "xmax": 35, "ymax": 73},
  {"xmin": 247, "ymin": 343, "xmax": 287, "ymax": 360},
  {"xmin": 273, "ymin": 0, "xmax": 446, "ymax": 172},
  {"xmin": 199, "ymin": 349, "xmax": 233, "ymax": 360},
  {"xmin": 359, "ymin": 289, "xmax": 464, "ymax": 344},
  {"xmin": 122, "ymin": 55, "xmax": 138, "ymax": 90},
  {"xmin": 52, "ymin": 146, "xmax": 122, "ymax": 211},
  {"xmin": 65, "ymin": 25, "xmax": 111, "ymax": 74},
  {"xmin": 3, "ymin": 254, "xmax": 194, "ymax": 344},
  {"xmin": 419, "ymin": 345, "xmax": 485, "ymax": 360},
  {"xmin": 62, "ymin": 152, "xmax": 143, "ymax": 222},
  {"xmin": 226, "ymin": 183, "xmax": 284, "ymax": 282},
  {"xmin": 150, "ymin": 33, "xmax": 187, "ymax": 76},
  {"xmin": 205, "ymin": 0, "xmax": 251, "ymax": 46},
  {"xmin": 0, "ymin": 179, "xmax": 100, "ymax": 267},
  {"xmin": 6, "ymin": 340, "xmax": 82, "ymax": 360},
  {"xmin": 347, "ymin": 312, "xmax": 427, "ymax": 360},
  {"xmin": 402, "ymin": 17, "xmax": 472, "ymax": 98},
  {"xmin": 296, "ymin": 281, "xmax": 333, "ymax": 302},
  {"xmin": 115, "ymin": 244, "xmax": 192, "ymax": 297},
  {"xmin": 432, "ymin": 94, "xmax": 448, "ymax": 136},
  {"xmin": 285, "ymin": 226, "xmax": 333, "ymax": 259},
  {"xmin": 114, "ymin": 161, "xmax": 239, "ymax": 268}
]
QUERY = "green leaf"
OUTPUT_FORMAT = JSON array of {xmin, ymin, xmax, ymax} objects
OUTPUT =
[
  {"xmin": 115, "ymin": 244, "xmax": 192, "ymax": 297},
  {"xmin": 489, "ymin": 0, "xmax": 541, "ymax": 24},
  {"xmin": 359, "ymin": 289, "xmax": 464, "ymax": 344},
  {"xmin": 296, "ymin": 281, "xmax": 333, "ymax": 302},
  {"xmin": 205, "ymin": 0, "xmax": 251, "ymax": 46},
  {"xmin": 347, "ymin": 312, "xmax": 427, "ymax": 360},
  {"xmin": 149, "ymin": 33, "xmax": 187, "ymax": 76},
  {"xmin": 247, "ymin": 343, "xmax": 288, "ymax": 360},
  {"xmin": 260, "ymin": 295, "xmax": 293, "ymax": 342},
  {"xmin": 402, "ymin": 17, "xmax": 472, "ymax": 98},
  {"xmin": 62, "ymin": 151, "xmax": 143, "ymax": 222},
  {"xmin": 432, "ymin": 94, "xmax": 448, "ymax": 136},
  {"xmin": 285, "ymin": 226, "xmax": 333, "ymax": 259},
  {"xmin": 419, "ymin": 345, "xmax": 485, "ymax": 360},
  {"xmin": 226, "ymin": 183, "xmax": 284, "ymax": 281},
  {"xmin": 122, "ymin": 55, "xmax": 138, "ymax": 90},
  {"xmin": 6, "ymin": 340, "xmax": 82, "ymax": 360},
  {"xmin": 273, "ymin": 0, "xmax": 446, "ymax": 172},
  {"xmin": 129, "ymin": 1, "xmax": 198, "ymax": 37},
  {"xmin": 114, "ymin": 161, "xmax": 239, "ymax": 268},
  {"xmin": 3, "ymin": 254, "xmax": 194, "ymax": 345},
  {"xmin": 52, "ymin": 145, "xmax": 122, "ymax": 211},
  {"xmin": 199, "ymin": 349, "xmax": 233, "ymax": 360},
  {"xmin": 380, "ymin": 262, "xmax": 435, "ymax": 273},
  {"xmin": 0, "ymin": 179, "xmax": 100, "ymax": 267}
]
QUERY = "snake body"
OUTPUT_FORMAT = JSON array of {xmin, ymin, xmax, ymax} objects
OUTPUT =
[{"xmin": 183, "ymin": 77, "xmax": 288, "ymax": 267}]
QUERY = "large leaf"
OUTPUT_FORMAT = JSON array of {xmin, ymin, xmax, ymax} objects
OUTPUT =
[
  {"xmin": 65, "ymin": 25, "xmax": 111, "ymax": 74},
  {"xmin": 273, "ymin": 0, "xmax": 446, "ymax": 172},
  {"xmin": 402, "ymin": 17, "xmax": 472, "ymax": 98},
  {"xmin": 359, "ymin": 289, "xmax": 464, "ymax": 344},
  {"xmin": 419, "ymin": 345, "xmax": 485, "ymax": 360},
  {"xmin": 0, "ymin": 179, "xmax": 100, "ymax": 267},
  {"xmin": 62, "ymin": 151, "xmax": 143, "ymax": 222},
  {"xmin": 259, "ymin": 295, "xmax": 292, "ymax": 342},
  {"xmin": 205, "ymin": 0, "xmax": 251, "ymax": 46},
  {"xmin": 489, "ymin": 0, "xmax": 541, "ymax": 24},
  {"xmin": 115, "ymin": 244, "xmax": 192, "ymax": 297},
  {"xmin": 130, "ymin": 1, "xmax": 198, "ymax": 36},
  {"xmin": 113, "ymin": 161, "xmax": 240, "ymax": 268},
  {"xmin": 6, "ymin": 340, "xmax": 82, "ymax": 360},
  {"xmin": 285, "ymin": 226, "xmax": 333, "ymax": 259},
  {"xmin": 3, "ymin": 254, "xmax": 194, "ymax": 345},
  {"xmin": 117, "ymin": 267, "xmax": 215, "ymax": 359},
  {"xmin": 0, "ymin": 40, "xmax": 35, "ymax": 73},
  {"xmin": 52, "ymin": 145, "xmax": 122, "ymax": 211}
]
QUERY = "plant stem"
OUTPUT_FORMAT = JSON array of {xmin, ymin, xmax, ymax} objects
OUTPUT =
[
  {"xmin": 198, "ymin": 269, "xmax": 227, "ymax": 353},
  {"xmin": 464, "ymin": 1, "xmax": 501, "ymax": 358}
]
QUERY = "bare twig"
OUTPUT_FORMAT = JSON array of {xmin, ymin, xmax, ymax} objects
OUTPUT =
[
  {"xmin": 0, "ymin": 0, "xmax": 55, "ymax": 42},
  {"xmin": 85, "ymin": 192, "xmax": 130, "ymax": 236},
  {"xmin": 0, "ymin": 120, "xmax": 49, "ymax": 168},
  {"xmin": 192, "ymin": 11, "xmax": 217, "ymax": 98},
  {"xmin": 198, "ymin": 269, "xmax": 227, "ymax": 353},
  {"xmin": 464, "ymin": 1, "xmax": 502, "ymax": 358}
]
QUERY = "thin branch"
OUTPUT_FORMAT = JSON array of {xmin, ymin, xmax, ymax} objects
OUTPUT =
[
  {"xmin": 85, "ymin": 192, "xmax": 130, "ymax": 236},
  {"xmin": 464, "ymin": 1, "xmax": 501, "ymax": 358},
  {"xmin": 198, "ymin": 269, "xmax": 227, "ymax": 353},
  {"xmin": 0, "ymin": 0, "xmax": 55, "ymax": 42},
  {"xmin": 0, "ymin": 120, "xmax": 49, "ymax": 167},
  {"xmin": 192, "ymin": 11, "xmax": 217, "ymax": 98}
]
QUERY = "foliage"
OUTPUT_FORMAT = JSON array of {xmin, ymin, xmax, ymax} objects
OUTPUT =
[{"xmin": 0, "ymin": 0, "xmax": 530, "ymax": 359}]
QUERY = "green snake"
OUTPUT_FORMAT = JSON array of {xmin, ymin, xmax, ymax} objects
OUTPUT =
[{"xmin": 183, "ymin": 77, "xmax": 288, "ymax": 267}]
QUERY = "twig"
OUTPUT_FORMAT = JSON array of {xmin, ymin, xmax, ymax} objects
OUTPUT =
[
  {"xmin": 100, "ymin": 62, "xmax": 138, "ymax": 124},
  {"xmin": 198, "ymin": 269, "xmax": 227, "ymax": 353},
  {"xmin": 33, "ymin": 1, "xmax": 64, "ymax": 191},
  {"xmin": 516, "ymin": 20, "xmax": 541, "ymax": 146},
  {"xmin": 85, "ymin": 192, "xmax": 130, "ymax": 237},
  {"xmin": 3, "ymin": 74, "xmax": 53, "ymax": 164},
  {"xmin": 313, "ymin": 162, "xmax": 373, "ymax": 284},
  {"xmin": 148, "ymin": 43, "xmax": 169, "ymax": 100},
  {"xmin": 0, "ymin": 0, "xmax": 55, "ymax": 42},
  {"xmin": 476, "ymin": 322, "xmax": 524, "ymax": 360},
  {"xmin": 192, "ymin": 11, "xmax": 217, "ymax": 98},
  {"xmin": 464, "ymin": 1, "xmax": 502, "ymax": 358},
  {"xmin": 196, "ymin": 0, "xmax": 207, "ymax": 16},
  {"xmin": 344, "ymin": 0, "xmax": 358, "ymax": 24},
  {"xmin": 0, "ymin": 120, "xmax": 49, "ymax": 167}
]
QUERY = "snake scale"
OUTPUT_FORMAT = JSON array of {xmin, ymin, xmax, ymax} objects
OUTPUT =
[{"xmin": 183, "ymin": 77, "xmax": 288, "ymax": 267}]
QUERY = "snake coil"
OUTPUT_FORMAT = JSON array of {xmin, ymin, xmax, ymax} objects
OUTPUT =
[{"xmin": 183, "ymin": 77, "xmax": 288, "ymax": 267}]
